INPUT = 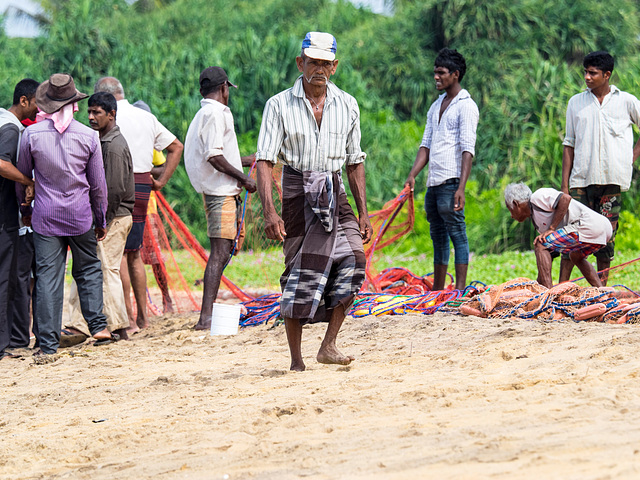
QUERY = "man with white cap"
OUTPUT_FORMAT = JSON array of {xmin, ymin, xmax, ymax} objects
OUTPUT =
[
  {"xmin": 16, "ymin": 73, "xmax": 113, "ymax": 357},
  {"xmin": 256, "ymin": 32, "xmax": 372, "ymax": 371}
]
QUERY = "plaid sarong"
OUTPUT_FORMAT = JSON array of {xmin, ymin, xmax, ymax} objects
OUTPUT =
[
  {"xmin": 541, "ymin": 228, "xmax": 603, "ymax": 259},
  {"xmin": 280, "ymin": 166, "xmax": 366, "ymax": 323}
]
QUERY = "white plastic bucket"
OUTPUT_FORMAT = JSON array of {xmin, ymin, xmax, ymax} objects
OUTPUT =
[{"xmin": 210, "ymin": 303, "xmax": 241, "ymax": 335}]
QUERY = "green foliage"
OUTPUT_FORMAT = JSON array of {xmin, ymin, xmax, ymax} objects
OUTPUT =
[{"xmin": 5, "ymin": 0, "xmax": 640, "ymax": 257}]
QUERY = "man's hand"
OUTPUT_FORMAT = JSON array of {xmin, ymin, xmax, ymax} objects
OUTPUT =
[
  {"xmin": 23, "ymin": 184, "xmax": 35, "ymax": 205},
  {"xmin": 360, "ymin": 216, "xmax": 373, "ymax": 244},
  {"xmin": 151, "ymin": 177, "xmax": 165, "ymax": 191},
  {"xmin": 240, "ymin": 177, "xmax": 257, "ymax": 193},
  {"xmin": 454, "ymin": 188, "xmax": 465, "ymax": 211},
  {"xmin": 95, "ymin": 226, "xmax": 107, "ymax": 242},
  {"xmin": 23, "ymin": 215, "xmax": 31, "ymax": 227},
  {"xmin": 534, "ymin": 229, "xmax": 554, "ymax": 247},
  {"xmin": 404, "ymin": 176, "xmax": 416, "ymax": 192},
  {"xmin": 264, "ymin": 213, "xmax": 286, "ymax": 242}
]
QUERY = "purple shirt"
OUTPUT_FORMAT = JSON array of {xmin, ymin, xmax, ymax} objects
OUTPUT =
[{"xmin": 17, "ymin": 118, "xmax": 107, "ymax": 236}]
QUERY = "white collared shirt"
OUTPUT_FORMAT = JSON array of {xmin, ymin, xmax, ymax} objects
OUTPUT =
[
  {"xmin": 420, "ymin": 89, "xmax": 479, "ymax": 187},
  {"xmin": 530, "ymin": 188, "xmax": 612, "ymax": 245},
  {"xmin": 256, "ymin": 76, "xmax": 366, "ymax": 172},
  {"xmin": 184, "ymin": 98, "xmax": 243, "ymax": 196},
  {"xmin": 115, "ymin": 99, "xmax": 176, "ymax": 173},
  {"xmin": 563, "ymin": 85, "xmax": 640, "ymax": 192}
]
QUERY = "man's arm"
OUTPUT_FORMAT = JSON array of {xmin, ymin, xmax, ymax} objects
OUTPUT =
[
  {"xmin": 86, "ymin": 136, "xmax": 108, "ymax": 240},
  {"xmin": 346, "ymin": 162, "xmax": 372, "ymax": 244},
  {"xmin": 152, "ymin": 138, "xmax": 183, "ymax": 190},
  {"xmin": 0, "ymin": 125, "xmax": 33, "ymax": 188},
  {"xmin": 454, "ymin": 101, "xmax": 479, "ymax": 211},
  {"xmin": 256, "ymin": 160, "xmax": 285, "ymax": 241},
  {"xmin": 241, "ymin": 153, "xmax": 256, "ymax": 168},
  {"xmin": 405, "ymin": 146, "xmax": 429, "ymax": 192},
  {"xmin": 16, "ymin": 131, "xmax": 34, "ymax": 213},
  {"xmin": 208, "ymin": 155, "xmax": 256, "ymax": 192},
  {"xmin": 633, "ymin": 138, "xmax": 640, "ymax": 163},
  {"xmin": 561, "ymin": 145, "xmax": 574, "ymax": 194},
  {"xmin": 454, "ymin": 151, "xmax": 473, "ymax": 211},
  {"xmin": 534, "ymin": 193, "xmax": 572, "ymax": 246}
]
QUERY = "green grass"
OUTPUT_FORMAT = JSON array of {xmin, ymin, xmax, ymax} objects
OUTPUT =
[
  {"xmin": 179, "ymin": 246, "xmax": 640, "ymax": 293},
  {"xmin": 374, "ymin": 248, "xmax": 640, "ymax": 291}
]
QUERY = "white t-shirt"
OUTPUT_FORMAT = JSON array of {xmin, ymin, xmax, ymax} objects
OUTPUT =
[
  {"xmin": 184, "ymin": 98, "xmax": 242, "ymax": 196},
  {"xmin": 530, "ymin": 188, "xmax": 612, "ymax": 245},
  {"xmin": 115, "ymin": 99, "xmax": 176, "ymax": 174}
]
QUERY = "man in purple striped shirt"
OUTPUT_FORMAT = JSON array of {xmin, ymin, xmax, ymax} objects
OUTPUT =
[{"xmin": 16, "ymin": 74, "xmax": 114, "ymax": 357}]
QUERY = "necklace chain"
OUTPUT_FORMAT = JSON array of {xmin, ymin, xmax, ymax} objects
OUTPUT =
[{"xmin": 306, "ymin": 92, "xmax": 326, "ymax": 111}]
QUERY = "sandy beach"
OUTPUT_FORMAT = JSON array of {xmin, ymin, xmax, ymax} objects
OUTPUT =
[{"xmin": 2, "ymin": 310, "xmax": 640, "ymax": 479}]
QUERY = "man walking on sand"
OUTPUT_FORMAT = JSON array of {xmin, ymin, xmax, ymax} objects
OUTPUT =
[
  {"xmin": 560, "ymin": 51, "xmax": 640, "ymax": 285},
  {"xmin": 405, "ymin": 48, "xmax": 479, "ymax": 292},
  {"xmin": 256, "ymin": 32, "xmax": 372, "ymax": 371},
  {"xmin": 94, "ymin": 77, "xmax": 183, "ymax": 333},
  {"xmin": 184, "ymin": 66, "xmax": 256, "ymax": 331}
]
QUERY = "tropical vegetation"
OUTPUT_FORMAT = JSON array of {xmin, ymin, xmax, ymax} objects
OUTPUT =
[{"xmin": 3, "ymin": 0, "xmax": 640, "ymax": 261}]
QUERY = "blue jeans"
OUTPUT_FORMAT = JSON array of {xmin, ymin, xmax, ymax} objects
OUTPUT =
[
  {"xmin": 33, "ymin": 229, "xmax": 107, "ymax": 354},
  {"xmin": 425, "ymin": 182, "xmax": 469, "ymax": 265}
]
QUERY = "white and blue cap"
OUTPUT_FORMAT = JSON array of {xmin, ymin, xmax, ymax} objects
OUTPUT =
[{"xmin": 302, "ymin": 32, "xmax": 337, "ymax": 61}]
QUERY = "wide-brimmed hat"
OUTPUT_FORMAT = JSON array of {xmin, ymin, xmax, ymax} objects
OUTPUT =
[
  {"xmin": 36, "ymin": 73, "xmax": 88, "ymax": 114},
  {"xmin": 302, "ymin": 32, "xmax": 337, "ymax": 61}
]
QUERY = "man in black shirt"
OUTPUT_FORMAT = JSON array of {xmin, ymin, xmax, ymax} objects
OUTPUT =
[{"xmin": 0, "ymin": 78, "xmax": 38, "ymax": 360}]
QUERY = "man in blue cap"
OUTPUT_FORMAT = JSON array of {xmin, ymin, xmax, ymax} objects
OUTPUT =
[{"xmin": 256, "ymin": 32, "xmax": 372, "ymax": 371}]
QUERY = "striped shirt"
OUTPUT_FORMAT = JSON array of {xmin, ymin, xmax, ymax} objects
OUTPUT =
[
  {"xmin": 256, "ymin": 76, "xmax": 365, "ymax": 172},
  {"xmin": 563, "ymin": 85, "xmax": 640, "ymax": 192},
  {"xmin": 17, "ymin": 118, "xmax": 107, "ymax": 236},
  {"xmin": 420, "ymin": 89, "xmax": 479, "ymax": 187}
]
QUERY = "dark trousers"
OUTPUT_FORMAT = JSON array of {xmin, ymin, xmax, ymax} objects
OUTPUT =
[
  {"xmin": 9, "ymin": 232, "xmax": 35, "ymax": 348},
  {"xmin": 0, "ymin": 227, "xmax": 18, "ymax": 357},
  {"xmin": 33, "ymin": 229, "xmax": 107, "ymax": 354}
]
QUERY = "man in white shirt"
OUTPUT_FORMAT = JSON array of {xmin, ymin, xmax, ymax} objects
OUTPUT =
[
  {"xmin": 405, "ymin": 48, "xmax": 479, "ymax": 291},
  {"xmin": 184, "ymin": 66, "xmax": 256, "ymax": 331},
  {"xmin": 94, "ymin": 77, "xmax": 183, "ymax": 333},
  {"xmin": 505, "ymin": 183, "xmax": 612, "ymax": 288},
  {"xmin": 560, "ymin": 51, "xmax": 640, "ymax": 285}
]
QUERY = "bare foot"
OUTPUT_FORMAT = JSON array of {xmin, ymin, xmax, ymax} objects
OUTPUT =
[
  {"xmin": 126, "ymin": 322, "xmax": 140, "ymax": 335},
  {"xmin": 113, "ymin": 328, "xmax": 129, "ymax": 341},
  {"xmin": 317, "ymin": 344, "xmax": 355, "ymax": 366},
  {"xmin": 92, "ymin": 328, "xmax": 112, "ymax": 340},
  {"xmin": 290, "ymin": 361, "xmax": 306, "ymax": 371},
  {"xmin": 164, "ymin": 301, "xmax": 175, "ymax": 314},
  {"xmin": 194, "ymin": 317, "xmax": 210, "ymax": 331},
  {"xmin": 136, "ymin": 317, "xmax": 150, "ymax": 330}
]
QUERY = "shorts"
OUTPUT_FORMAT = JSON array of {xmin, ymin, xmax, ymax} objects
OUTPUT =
[
  {"xmin": 562, "ymin": 185, "xmax": 620, "ymax": 261},
  {"xmin": 203, "ymin": 194, "xmax": 244, "ymax": 243},
  {"xmin": 541, "ymin": 228, "xmax": 603, "ymax": 260},
  {"xmin": 124, "ymin": 182, "xmax": 152, "ymax": 252}
]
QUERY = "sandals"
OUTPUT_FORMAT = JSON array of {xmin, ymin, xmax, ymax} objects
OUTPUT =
[
  {"xmin": 60, "ymin": 329, "xmax": 89, "ymax": 348},
  {"xmin": 93, "ymin": 332, "xmax": 120, "ymax": 346}
]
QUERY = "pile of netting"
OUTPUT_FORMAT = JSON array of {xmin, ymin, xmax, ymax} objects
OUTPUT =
[
  {"xmin": 458, "ymin": 277, "xmax": 640, "ymax": 324},
  {"xmin": 139, "ymin": 168, "xmax": 640, "ymax": 328}
]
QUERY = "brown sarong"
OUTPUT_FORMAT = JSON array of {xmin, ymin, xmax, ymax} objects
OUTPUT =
[{"xmin": 280, "ymin": 166, "xmax": 366, "ymax": 323}]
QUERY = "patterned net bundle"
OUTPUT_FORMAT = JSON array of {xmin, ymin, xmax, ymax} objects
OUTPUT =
[{"xmin": 459, "ymin": 277, "xmax": 640, "ymax": 323}]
